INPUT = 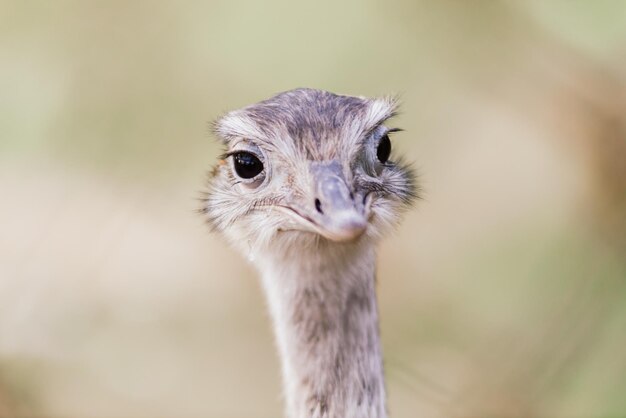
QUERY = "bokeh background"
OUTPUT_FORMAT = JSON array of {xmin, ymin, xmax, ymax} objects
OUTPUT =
[{"xmin": 1, "ymin": 1, "xmax": 625, "ymax": 417}]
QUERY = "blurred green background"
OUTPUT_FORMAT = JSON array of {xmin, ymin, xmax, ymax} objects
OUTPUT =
[{"xmin": 1, "ymin": 1, "xmax": 625, "ymax": 417}]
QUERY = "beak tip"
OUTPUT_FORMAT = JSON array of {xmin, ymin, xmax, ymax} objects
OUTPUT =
[{"xmin": 321, "ymin": 215, "xmax": 368, "ymax": 242}]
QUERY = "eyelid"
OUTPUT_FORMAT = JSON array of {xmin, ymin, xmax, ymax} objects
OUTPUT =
[
  {"xmin": 362, "ymin": 122, "xmax": 403, "ymax": 140},
  {"xmin": 222, "ymin": 148, "xmax": 264, "ymax": 162},
  {"xmin": 379, "ymin": 127, "xmax": 402, "ymax": 140},
  {"xmin": 362, "ymin": 127, "xmax": 402, "ymax": 148}
]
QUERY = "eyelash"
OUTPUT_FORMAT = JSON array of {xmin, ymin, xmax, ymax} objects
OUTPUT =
[
  {"xmin": 357, "ymin": 127, "xmax": 401, "ymax": 147},
  {"xmin": 221, "ymin": 150, "xmax": 261, "ymax": 160}
]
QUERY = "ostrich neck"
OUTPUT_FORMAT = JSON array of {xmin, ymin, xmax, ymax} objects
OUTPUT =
[{"xmin": 256, "ymin": 243, "xmax": 386, "ymax": 418}]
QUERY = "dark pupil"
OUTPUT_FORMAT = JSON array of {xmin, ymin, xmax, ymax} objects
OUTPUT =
[
  {"xmin": 233, "ymin": 152, "xmax": 263, "ymax": 179},
  {"xmin": 377, "ymin": 134, "xmax": 391, "ymax": 163}
]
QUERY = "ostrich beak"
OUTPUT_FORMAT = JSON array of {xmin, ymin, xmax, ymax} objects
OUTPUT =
[
  {"xmin": 308, "ymin": 161, "xmax": 368, "ymax": 242},
  {"xmin": 275, "ymin": 161, "xmax": 369, "ymax": 242}
]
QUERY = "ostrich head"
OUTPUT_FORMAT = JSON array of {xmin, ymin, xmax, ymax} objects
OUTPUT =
[{"xmin": 203, "ymin": 88, "xmax": 416, "ymax": 258}]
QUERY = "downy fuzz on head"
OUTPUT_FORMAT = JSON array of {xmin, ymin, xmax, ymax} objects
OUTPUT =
[{"xmin": 202, "ymin": 88, "xmax": 417, "ymax": 260}]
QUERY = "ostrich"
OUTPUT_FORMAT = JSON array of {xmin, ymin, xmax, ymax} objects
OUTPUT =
[{"xmin": 203, "ymin": 88, "xmax": 416, "ymax": 418}]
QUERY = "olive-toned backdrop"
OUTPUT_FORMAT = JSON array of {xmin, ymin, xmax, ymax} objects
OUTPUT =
[{"xmin": 1, "ymin": 1, "xmax": 625, "ymax": 417}]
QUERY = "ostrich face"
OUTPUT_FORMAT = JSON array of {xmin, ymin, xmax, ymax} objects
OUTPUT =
[{"xmin": 203, "ymin": 89, "xmax": 416, "ymax": 254}]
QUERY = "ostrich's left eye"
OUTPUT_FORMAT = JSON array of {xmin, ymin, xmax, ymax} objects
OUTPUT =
[
  {"xmin": 376, "ymin": 134, "xmax": 391, "ymax": 163},
  {"xmin": 233, "ymin": 151, "xmax": 264, "ymax": 179}
]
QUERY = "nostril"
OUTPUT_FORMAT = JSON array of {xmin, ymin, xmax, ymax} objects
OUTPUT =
[{"xmin": 315, "ymin": 198, "xmax": 323, "ymax": 214}]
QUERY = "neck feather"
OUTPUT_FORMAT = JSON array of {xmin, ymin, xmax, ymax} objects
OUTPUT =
[{"xmin": 256, "ymin": 241, "xmax": 386, "ymax": 418}]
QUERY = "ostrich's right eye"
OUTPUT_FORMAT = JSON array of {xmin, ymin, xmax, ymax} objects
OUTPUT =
[{"xmin": 233, "ymin": 151, "xmax": 263, "ymax": 179}]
